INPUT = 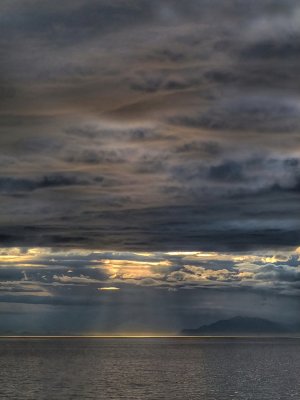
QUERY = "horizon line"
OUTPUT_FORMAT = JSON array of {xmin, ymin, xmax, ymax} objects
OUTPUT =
[{"xmin": 0, "ymin": 335, "xmax": 299, "ymax": 339}]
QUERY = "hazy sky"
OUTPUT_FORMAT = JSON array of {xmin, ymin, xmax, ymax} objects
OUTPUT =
[{"xmin": 0, "ymin": 0, "xmax": 300, "ymax": 334}]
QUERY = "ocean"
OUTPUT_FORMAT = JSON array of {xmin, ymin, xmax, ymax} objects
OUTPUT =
[{"xmin": 0, "ymin": 338, "xmax": 299, "ymax": 399}]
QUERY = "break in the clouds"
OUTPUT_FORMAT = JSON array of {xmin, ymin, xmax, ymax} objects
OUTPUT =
[
  {"xmin": 0, "ymin": 247, "xmax": 299, "ymax": 334},
  {"xmin": 1, "ymin": 1, "xmax": 300, "ymax": 333}
]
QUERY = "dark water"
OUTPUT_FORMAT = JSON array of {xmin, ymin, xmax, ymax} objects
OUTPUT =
[{"xmin": 0, "ymin": 338, "xmax": 299, "ymax": 400}]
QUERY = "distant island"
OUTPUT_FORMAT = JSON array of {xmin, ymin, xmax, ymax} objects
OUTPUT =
[{"xmin": 182, "ymin": 316, "xmax": 294, "ymax": 336}]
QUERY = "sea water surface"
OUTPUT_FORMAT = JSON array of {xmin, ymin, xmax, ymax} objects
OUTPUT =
[{"xmin": 0, "ymin": 337, "xmax": 299, "ymax": 400}]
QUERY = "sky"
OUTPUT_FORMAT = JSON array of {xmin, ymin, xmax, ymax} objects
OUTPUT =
[{"xmin": 0, "ymin": 0, "xmax": 300, "ymax": 334}]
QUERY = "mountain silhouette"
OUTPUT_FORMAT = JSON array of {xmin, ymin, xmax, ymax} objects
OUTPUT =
[{"xmin": 182, "ymin": 316, "xmax": 290, "ymax": 335}]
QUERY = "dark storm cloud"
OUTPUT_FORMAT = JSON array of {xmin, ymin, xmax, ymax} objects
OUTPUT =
[
  {"xmin": 0, "ymin": 0, "xmax": 300, "ymax": 254},
  {"xmin": 208, "ymin": 161, "xmax": 245, "ymax": 183},
  {"xmin": 0, "ymin": 174, "xmax": 90, "ymax": 194},
  {"xmin": 173, "ymin": 95, "xmax": 300, "ymax": 133},
  {"xmin": 240, "ymin": 35, "xmax": 300, "ymax": 60}
]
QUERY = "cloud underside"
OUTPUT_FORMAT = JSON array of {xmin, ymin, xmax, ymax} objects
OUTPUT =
[
  {"xmin": 0, "ymin": 247, "xmax": 300, "ymax": 301},
  {"xmin": 0, "ymin": 0, "xmax": 300, "ymax": 252}
]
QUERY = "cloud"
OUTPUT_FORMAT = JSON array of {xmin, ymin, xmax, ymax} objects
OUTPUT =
[
  {"xmin": 1, "ymin": 1, "xmax": 300, "ymax": 335},
  {"xmin": 208, "ymin": 161, "xmax": 245, "ymax": 183},
  {"xmin": 173, "ymin": 95, "xmax": 300, "ymax": 133},
  {"xmin": 0, "ymin": 174, "xmax": 90, "ymax": 194},
  {"xmin": 0, "ymin": 246, "xmax": 299, "ymax": 333},
  {"xmin": 53, "ymin": 274, "xmax": 103, "ymax": 285},
  {"xmin": 0, "ymin": 247, "xmax": 299, "ymax": 297},
  {"xmin": 0, "ymin": 0, "xmax": 300, "ymax": 254}
]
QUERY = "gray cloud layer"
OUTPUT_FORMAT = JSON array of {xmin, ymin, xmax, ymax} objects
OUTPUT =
[{"xmin": 0, "ymin": 0, "xmax": 300, "ymax": 252}]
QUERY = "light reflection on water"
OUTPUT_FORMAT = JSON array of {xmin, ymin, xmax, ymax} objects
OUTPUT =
[{"xmin": 0, "ymin": 338, "xmax": 299, "ymax": 400}]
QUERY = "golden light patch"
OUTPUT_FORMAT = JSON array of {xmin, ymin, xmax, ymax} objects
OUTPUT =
[
  {"xmin": 98, "ymin": 287, "xmax": 120, "ymax": 291},
  {"xmin": 101, "ymin": 259, "xmax": 171, "ymax": 267},
  {"xmin": 99, "ymin": 259, "xmax": 169, "ymax": 280},
  {"xmin": 166, "ymin": 251, "xmax": 198, "ymax": 256},
  {"xmin": 0, "ymin": 247, "xmax": 46, "ymax": 264}
]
